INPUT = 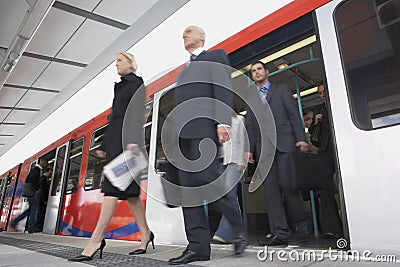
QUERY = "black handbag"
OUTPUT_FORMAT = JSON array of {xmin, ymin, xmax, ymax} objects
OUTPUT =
[
  {"xmin": 157, "ymin": 160, "xmax": 181, "ymax": 208},
  {"xmin": 310, "ymin": 122, "xmax": 321, "ymax": 147},
  {"xmin": 22, "ymin": 183, "xmax": 35, "ymax": 197}
]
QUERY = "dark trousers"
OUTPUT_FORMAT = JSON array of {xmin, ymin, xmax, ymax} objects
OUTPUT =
[
  {"xmin": 318, "ymin": 142, "xmax": 342, "ymax": 234},
  {"xmin": 263, "ymin": 151, "xmax": 308, "ymax": 241},
  {"xmin": 178, "ymin": 138, "xmax": 244, "ymax": 256},
  {"xmin": 11, "ymin": 192, "xmax": 39, "ymax": 233},
  {"xmin": 36, "ymin": 193, "xmax": 47, "ymax": 232}
]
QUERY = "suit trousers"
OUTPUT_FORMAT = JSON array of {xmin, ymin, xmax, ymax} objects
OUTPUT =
[
  {"xmin": 178, "ymin": 138, "xmax": 244, "ymax": 256},
  {"xmin": 318, "ymin": 141, "xmax": 342, "ymax": 234},
  {"xmin": 263, "ymin": 150, "xmax": 307, "ymax": 241}
]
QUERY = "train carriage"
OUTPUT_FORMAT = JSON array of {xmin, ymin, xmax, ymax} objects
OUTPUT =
[{"xmin": 0, "ymin": 0, "xmax": 399, "ymax": 256}]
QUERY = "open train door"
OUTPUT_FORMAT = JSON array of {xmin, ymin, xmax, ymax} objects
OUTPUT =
[
  {"xmin": 315, "ymin": 0, "xmax": 400, "ymax": 253},
  {"xmin": 43, "ymin": 141, "xmax": 71, "ymax": 234}
]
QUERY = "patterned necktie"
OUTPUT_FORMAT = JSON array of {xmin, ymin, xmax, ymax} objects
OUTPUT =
[
  {"xmin": 260, "ymin": 86, "xmax": 268, "ymax": 95},
  {"xmin": 259, "ymin": 86, "xmax": 269, "ymax": 100}
]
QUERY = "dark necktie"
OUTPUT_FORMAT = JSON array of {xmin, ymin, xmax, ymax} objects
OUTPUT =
[{"xmin": 190, "ymin": 54, "xmax": 197, "ymax": 62}]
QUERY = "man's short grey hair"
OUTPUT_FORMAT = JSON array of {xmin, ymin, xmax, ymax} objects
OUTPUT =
[{"xmin": 196, "ymin": 26, "xmax": 205, "ymax": 35}]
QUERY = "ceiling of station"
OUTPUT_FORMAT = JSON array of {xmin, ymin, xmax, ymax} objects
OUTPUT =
[{"xmin": 0, "ymin": 0, "xmax": 189, "ymax": 155}]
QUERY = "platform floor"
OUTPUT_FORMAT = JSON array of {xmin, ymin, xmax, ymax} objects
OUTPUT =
[{"xmin": 0, "ymin": 232, "xmax": 398, "ymax": 266}]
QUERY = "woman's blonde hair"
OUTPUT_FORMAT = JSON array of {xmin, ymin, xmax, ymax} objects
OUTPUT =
[
  {"xmin": 304, "ymin": 110, "xmax": 314, "ymax": 121},
  {"xmin": 118, "ymin": 52, "xmax": 138, "ymax": 73}
]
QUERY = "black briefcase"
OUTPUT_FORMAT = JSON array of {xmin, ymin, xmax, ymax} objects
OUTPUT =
[{"xmin": 157, "ymin": 160, "xmax": 181, "ymax": 208}]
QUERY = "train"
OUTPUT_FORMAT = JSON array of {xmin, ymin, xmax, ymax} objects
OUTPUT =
[{"xmin": 1, "ymin": 0, "xmax": 399, "ymax": 257}]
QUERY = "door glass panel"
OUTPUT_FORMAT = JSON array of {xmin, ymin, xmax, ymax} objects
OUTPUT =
[
  {"xmin": 50, "ymin": 145, "xmax": 67, "ymax": 196},
  {"xmin": 0, "ymin": 177, "xmax": 9, "ymax": 214},
  {"xmin": 65, "ymin": 138, "xmax": 84, "ymax": 194},
  {"xmin": 85, "ymin": 126, "xmax": 107, "ymax": 190},
  {"xmin": 335, "ymin": 0, "xmax": 400, "ymax": 129}
]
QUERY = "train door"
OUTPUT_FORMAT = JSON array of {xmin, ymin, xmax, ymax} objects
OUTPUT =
[
  {"xmin": 0, "ymin": 174, "xmax": 12, "ymax": 230},
  {"xmin": 0, "ymin": 165, "xmax": 21, "ymax": 231},
  {"xmin": 43, "ymin": 141, "xmax": 71, "ymax": 234},
  {"xmin": 315, "ymin": 0, "xmax": 400, "ymax": 252},
  {"xmin": 223, "ymin": 12, "xmax": 344, "ymax": 246},
  {"xmin": 146, "ymin": 88, "xmax": 187, "ymax": 245},
  {"xmin": 57, "ymin": 137, "xmax": 85, "ymax": 235},
  {"xmin": 16, "ymin": 161, "xmax": 38, "ymax": 232},
  {"xmin": 0, "ymin": 176, "xmax": 9, "ymax": 218}
]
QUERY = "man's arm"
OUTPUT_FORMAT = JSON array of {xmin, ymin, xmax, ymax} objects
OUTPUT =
[{"xmin": 281, "ymin": 84, "xmax": 307, "ymax": 142}]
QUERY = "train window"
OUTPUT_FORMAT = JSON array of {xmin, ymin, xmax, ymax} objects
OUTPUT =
[
  {"xmin": 144, "ymin": 101, "xmax": 153, "ymax": 157},
  {"xmin": 84, "ymin": 126, "xmax": 108, "ymax": 191},
  {"xmin": 65, "ymin": 138, "xmax": 84, "ymax": 194},
  {"xmin": 335, "ymin": 0, "xmax": 400, "ymax": 129},
  {"xmin": 0, "ymin": 176, "xmax": 10, "ymax": 213},
  {"xmin": 50, "ymin": 145, "xmax": 67, "ymax": 196}
]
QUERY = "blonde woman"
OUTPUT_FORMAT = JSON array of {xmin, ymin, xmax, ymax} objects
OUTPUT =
[{"xmin": 69, "ymin": 52, "xmax": 153, "ymax": 262}]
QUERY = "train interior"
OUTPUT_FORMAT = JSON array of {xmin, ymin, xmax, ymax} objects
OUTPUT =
[{"xmin": 27, "ymin": 150, "xmax": 55, "ymax": 233}]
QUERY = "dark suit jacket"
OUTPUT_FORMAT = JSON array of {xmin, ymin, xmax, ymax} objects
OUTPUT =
[
  {"xmin": 173, "ymin": 49, "xmax": 233, "ymax": 140},
  {"xmin": 309, "ymin": 104, "xmax": 331, "ymax": 152},
  {"xmin": 100, "ymin": 72, "xmax": 145, "ymax": 161},
  {"xmin": 25, "ymin": 166, "xmax": 41, "ymax": 191},
  {"xmin": 246, "ymin": 83, "xmax": 306, "ymax": 161}
]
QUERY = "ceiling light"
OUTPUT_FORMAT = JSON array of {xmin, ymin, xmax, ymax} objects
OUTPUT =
[
  {"xmin": 277, "ymin": 63, "xmax": 288, "ymax": 70},
  {"xmin": 3, "ymin": 53, "xmax": 19, "ymax": 72},
  {"xmin": 293, "ymin": 86, "xmax": 318, "ymax": 98}
]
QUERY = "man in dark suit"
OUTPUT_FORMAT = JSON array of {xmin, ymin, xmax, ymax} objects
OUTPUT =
[
  {"xmin": 167, "ymin": 25, "xmax": 246, "ymax": 265},
  {"xmin": 309, "ymin": 84, "xmax": 342, "ymax": 236},
  {"xmin": 245, "ymin": 61, "xmax": 311, "ymax": 246},
  {"xmin": 10, "ymin": 158, "xmax": 48, "ymax": 233}
]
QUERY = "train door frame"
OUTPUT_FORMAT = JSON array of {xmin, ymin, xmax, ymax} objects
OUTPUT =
[
  {"xmin": 43, "ymin": 141, "xmax": 71, "ymax": 234},
  {"xmin": 0, "ymin": 165, "xmax": 21, "ymax": 231},
  {"xmin": 16, "ymin": 160, "xmax": 38, "ymax": 232},
  {"xmin": 226, "ymin": 13, "xmax": 348, "ymax": 244},
  {"xmin": 315, "ymin": 0, "xmax": 400, "ymax": 252},
  {"xmin": 0, "ymin": 173, "xmax": 13, "ymax": 230},
  {"xmin": 0, "ymin": 175, "xmax": 10, "ymax": 218},
  {"xmin": 146, "ymin": 86, "xmax": 187, "ymax": 245}
]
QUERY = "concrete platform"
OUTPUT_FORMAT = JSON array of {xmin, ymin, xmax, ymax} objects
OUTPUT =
[{"xmin": 0, "ymin": 232, "xmax": 398, "ymax": 266}]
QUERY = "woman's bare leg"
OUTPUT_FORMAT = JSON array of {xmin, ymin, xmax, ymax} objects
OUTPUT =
[
  {"xmin": 81, "ymin": 196, "xmax": 118, "ymax": 256},
  {"xmin": 127, "ymin": 197, "xmax": 151, "ymax": 249}
]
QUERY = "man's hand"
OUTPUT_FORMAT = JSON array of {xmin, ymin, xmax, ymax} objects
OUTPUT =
[
  {"xmin": 245, "ymin": 152, "xmax": 255, "ymax": 164},
  {"xmin": 96, "ymin": 150, "xmax": 106, "ymax": 158},
  {"xmin": 296, "ymin": 141, "xmax": 309, "ymax": 152},
  {"xmin": 217, "ymin": 125, "xmax": 230, "ymax": 144},
  {"xmin": 126, "ymin": 143, "xmax": 140, "ymax": 155}
]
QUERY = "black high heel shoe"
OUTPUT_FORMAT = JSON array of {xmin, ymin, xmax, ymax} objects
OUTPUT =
[
  {"xmin": 129, "ymin": 231, "xmax": 155, "ymax": 255},
  {"xmin": 68, "ymin": 238, "xmax": 106, "ymax": 262}
]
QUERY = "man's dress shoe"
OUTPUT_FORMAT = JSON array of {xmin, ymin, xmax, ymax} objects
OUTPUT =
[
  {"xmin": 258, "ymin": 235, "xmax": 288, "ymax": 246},
  {"xmin": 168, "ymin": 249, "xmax": 209, "ymax": 265},
  {"xmin": 233, "ymin": 236, "xmax": 247, "ymax": 255},
  {"xmin": 296, "ymin": 221, "xmax": 312, "ymax": 242}
]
